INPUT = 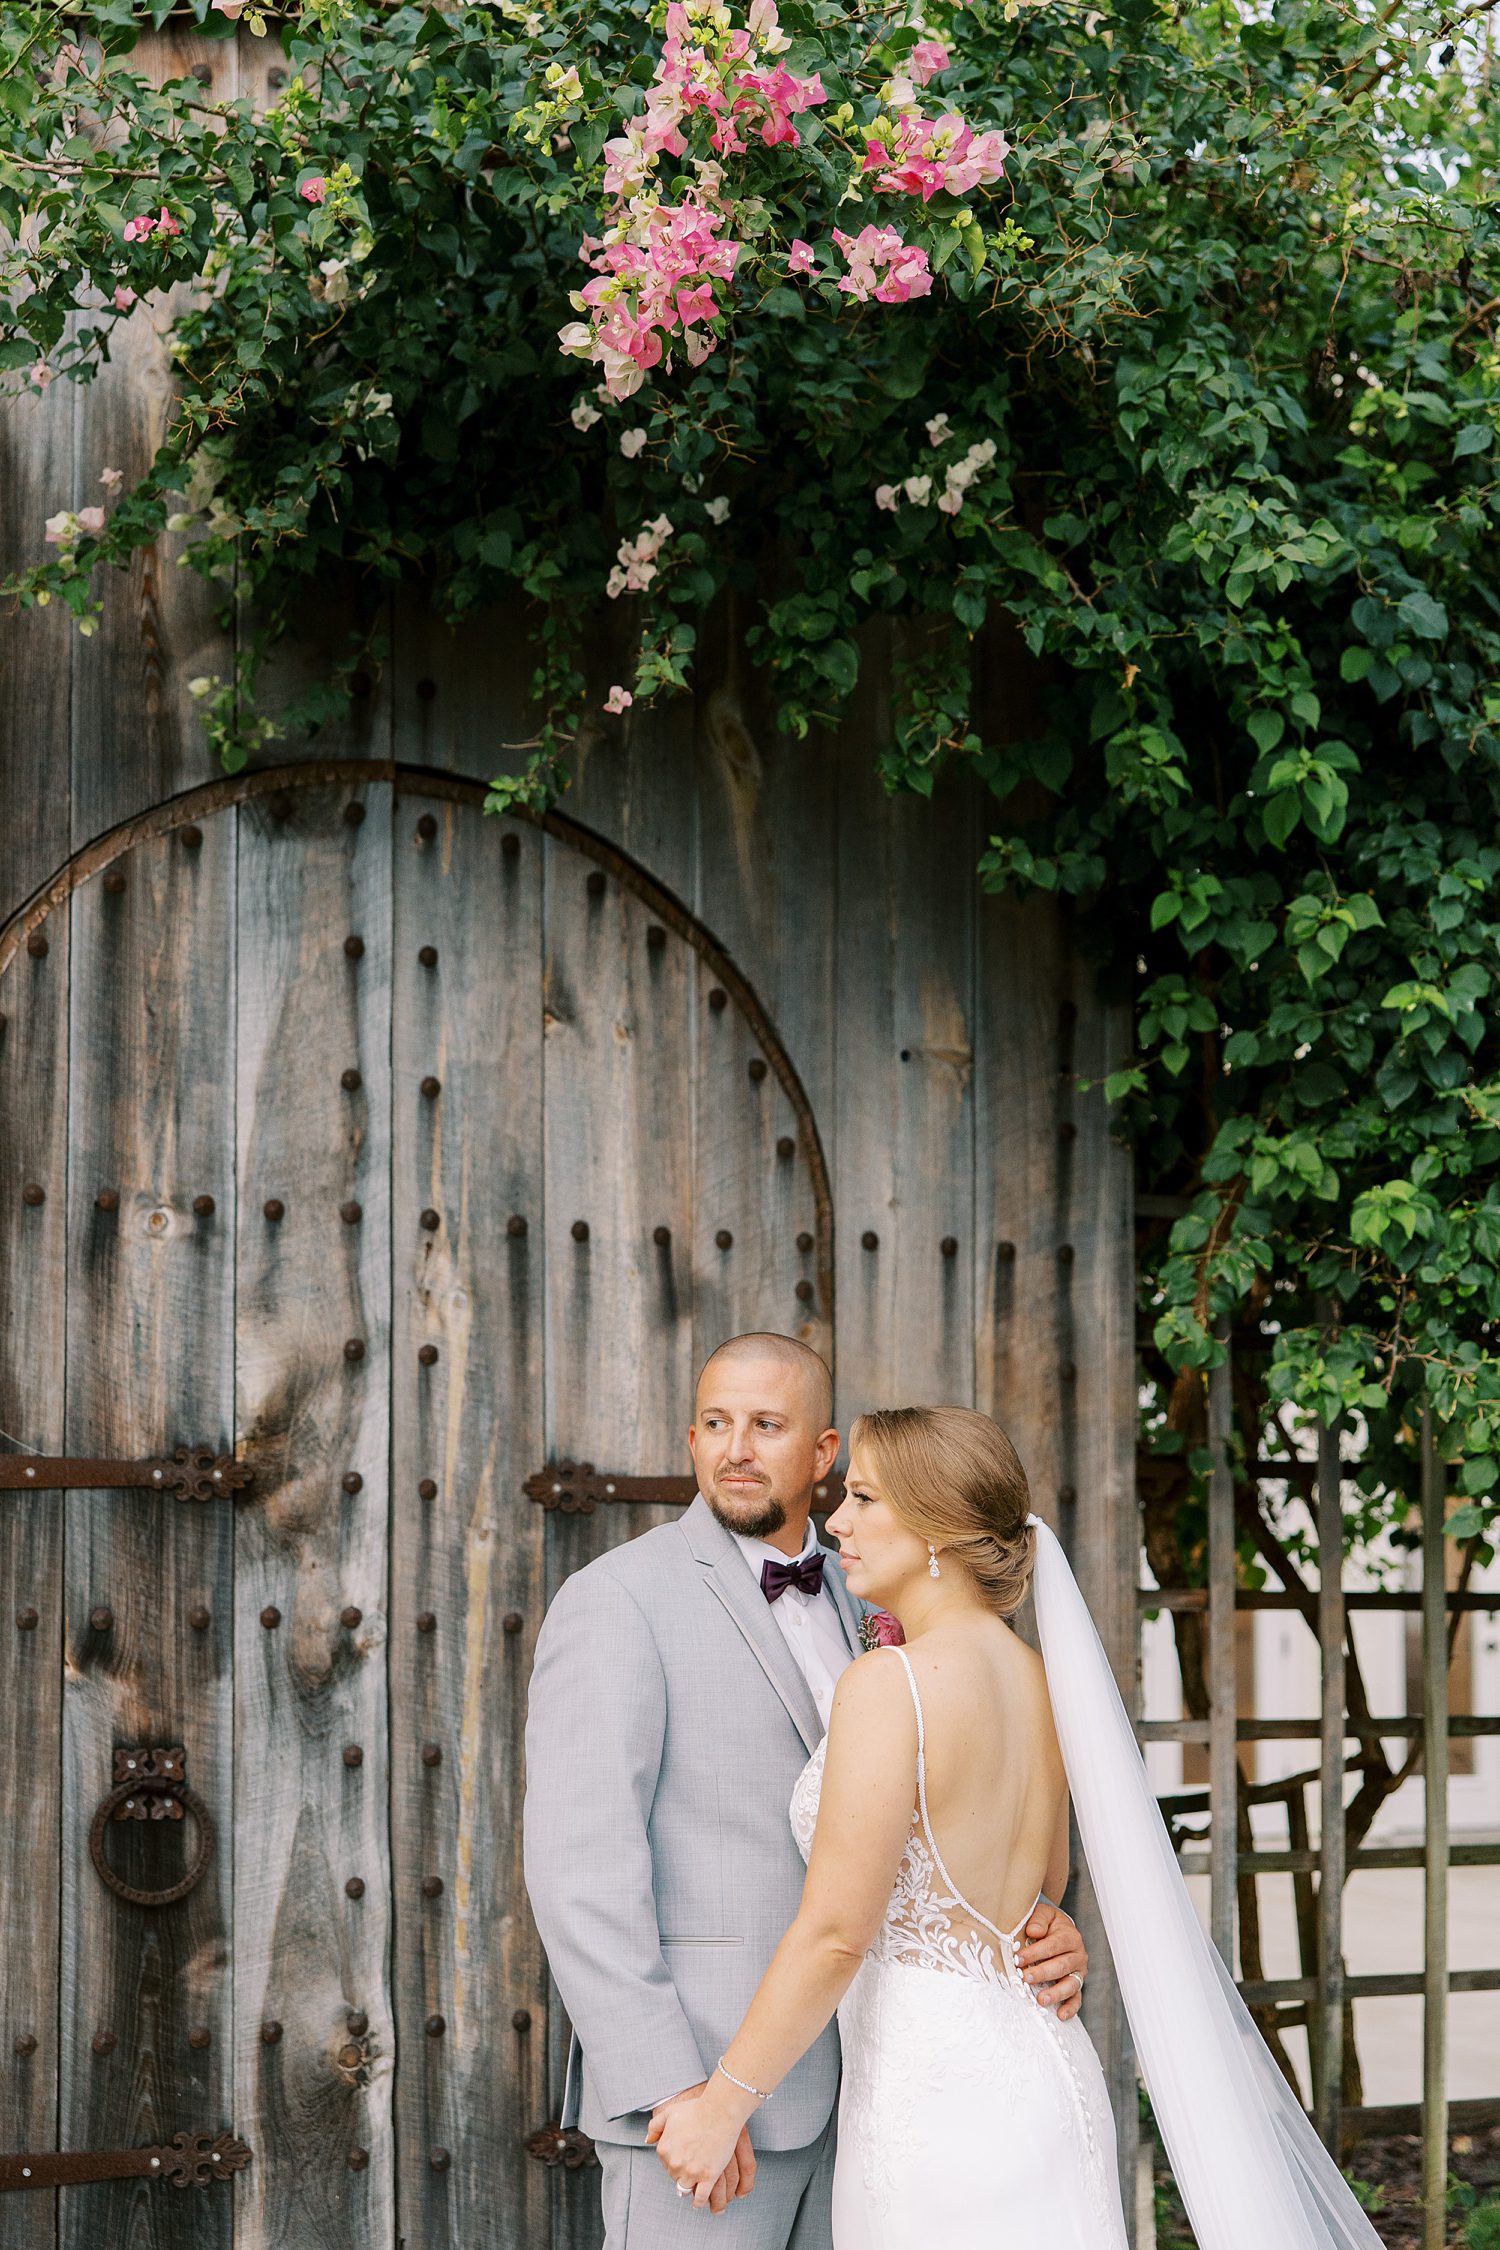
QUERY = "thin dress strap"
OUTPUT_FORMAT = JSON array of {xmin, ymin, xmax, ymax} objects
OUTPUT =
[{"xmin": 892, "ymin": 1645, "xmax": 1042, "ymax": 1948}]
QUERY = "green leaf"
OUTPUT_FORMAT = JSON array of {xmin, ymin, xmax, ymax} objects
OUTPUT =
[
  {"xmin": 1262, "ymin": 791, "xmax": 1300, "ymax": 848},
  {"xmin": 1396, "ymin": 590, "xmax": 1448, "ymax": 641}
]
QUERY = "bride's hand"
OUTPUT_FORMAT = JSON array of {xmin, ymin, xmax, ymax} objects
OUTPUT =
[
  {"xmin": 647, "ymin": 2085, "xmax": 756, "ymax": 2209},
  {"xmin": 1017, "ymin": 1899, "xmax": 1089, "ymax": 2021}
]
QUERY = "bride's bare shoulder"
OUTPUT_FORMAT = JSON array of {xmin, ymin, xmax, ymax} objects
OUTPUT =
[{"xmin": 833, "ymin": 1644, "xmax": 913, "ymax": 1705}]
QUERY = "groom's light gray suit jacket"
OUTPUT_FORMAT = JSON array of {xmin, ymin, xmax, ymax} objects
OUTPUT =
[{"xmin": 523, "ymin": 1493, "xmax": 866, "ymax": 2153}]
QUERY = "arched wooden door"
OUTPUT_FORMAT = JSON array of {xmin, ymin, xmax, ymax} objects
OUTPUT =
[{"xmin": 0, "ymin": 764, "xmax": 831, "ymax": 2250}]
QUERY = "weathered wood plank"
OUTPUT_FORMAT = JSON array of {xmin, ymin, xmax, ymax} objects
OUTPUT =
[
  {"xmin": 389, "ymin": 783, "xmax": 548, "ymax": 2245},
  {"xmin": 1314, "ymin": 1410, "xmax": 1346, "ymax": 2149},
  {"xmin": 1058, "ymin": 944, "xmax": 1139, "ymax": 2219},
  {"xmin": 833, "ymin": 722, "xmax": 976, "ymax": 1423},
  {"xmin": 387, "ymin": 594, "xmax": 536, "ymax": 794},
  {"xmin": 1207, "ymin": 1341, "xmax": 1237, "ymax": 1969},
  {"xmin": 692, "ymin": 955, "xmax": 828, "ymax": 1378},
  {"xmin": 233, "ymin": 779, "xmax": 394, "ymax": 2250},
  {"xmin": 392, "ymin": 584, "xmax": 703, "ymax": 915},
  {"xmin": 973, "ymin": 891, "xmax": 1069, "ymax": 1515},
  {"xmin": 1420, "ymin": 1412, "xmax": 1448, "ymax": 2250},
  {"xmin": 69, "ymin": 24, "xmax": 238, "ymax": 847},
  {"xmin": 975, "ymin": 891, "xmax": 1139, "ymax": 2220},
  {"xmin": 692, "ymin": 617, "xmax": 838, "ymax": 1269},
  {"xmin": 541, "ymin": 832, "xmax": 701, "ymax": 2250},
  {"xmin": 0, "ymin": 901, "xmax": 70, "ymax": 2250},
  {"xmin": 0, "ymin": 361, "xmax": 73, "ymax": 942},
  {"xmin": 60, "ymin": 820, "xmax": 237, "ymax": 2250}
]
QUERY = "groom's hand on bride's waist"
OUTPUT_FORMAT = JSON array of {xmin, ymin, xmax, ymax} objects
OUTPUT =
[
  {"xmin": 646, "ymin": 2083, "xmax": 757, "ymax": 2213},
  {"xmin": 1017, "ymin": 1900, "xmax": 1089, "ymax": 2021}
]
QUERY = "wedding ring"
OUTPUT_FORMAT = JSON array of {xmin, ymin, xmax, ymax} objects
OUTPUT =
[
  {"xmin": 1070, "ymin": 1971, "xmax": 1084, "ymax": 1994},
  {"xmin": 676, "ymin": 2183, "xmax": 691, "ymax": 2198}
]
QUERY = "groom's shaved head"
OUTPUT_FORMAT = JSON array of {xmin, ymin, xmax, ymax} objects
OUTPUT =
[{"xmin": 696, "ymin": 1332, "xmax": 833, "ymax": 1432}]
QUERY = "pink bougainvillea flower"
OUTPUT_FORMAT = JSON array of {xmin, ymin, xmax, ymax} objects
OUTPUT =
[
  {"xmin": 674, "ymin": 278, "xmax": 718, "ymax": 327},
  {"xmin": 99, "ymin": 466, "xmax": 124, "ymax": 490},
  {"xmin": 833, "ymin": 224, "xmax": 932, "ymax": 305},
  {"xmin": 563, "ymin": 192, "xmax": 742, "ymax": 398},
  {"xmin": 746, "ymin": 0, "xmax": 792, "ymax": 53},
  {"xmin": 29, "ymin": 360, "xmax": 53, "ymax": 389},
  {"xmin": 909, "ymin": 38, "xmax": 951, "ymax": 83},
  {"xmin": 874, "ymin": 484, "xmax": 900, "ymax": 512},
  {"xmin": 937, "ymin": 437, "xmax": 998, "ymax": 516},
  {"xmin": 112, "ymin": 283, "xmax": 137, "ymax": 309},
  {"xmin": 44, "ymin": 505, "xmax": 103, "ymax": 544},
  {"xmin": 942, "ymin": 123, "xmax": 1009, "ymax": 197},
  {"xmin": 874, "ymin": 242, "xmax": 931, "ymax": 303},
  {"xmin": 730, "ymin": 64, "xmax": 825, "ymax": 148},
  {"xmin": 604, "ymin": 685, "xmax": 634, "ymax": 714},
  {"xmin": 154, "ymin": 205, "xmax": 182, "ymax": 237},
  {"xmin": 866, "ymin": 111, "xmax": 1008, "ymax": 203},
  {"xmin": 299, "ymin": 176, "xmax": 326, "ymax": 205},
  {"xmin": 122, "ymin": 214, "xmax": 154, "ymax": 243},
  {"xmin": 559, "ymin": 0, "xmax": 944, "ymax": 404},
  {"xmin": 605, "ymin": 514, "xmax": 674, "ymax": 599}
]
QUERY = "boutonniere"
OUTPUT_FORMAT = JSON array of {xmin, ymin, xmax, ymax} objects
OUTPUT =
[{"xmin": 858, "ymin": 1608, "xmax": 905, "ymax": 1651}]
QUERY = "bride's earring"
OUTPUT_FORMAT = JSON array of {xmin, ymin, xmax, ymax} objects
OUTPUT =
[{"xmin": 928, "ymin": 1544, "xmax": 941, "ymax": 1579}]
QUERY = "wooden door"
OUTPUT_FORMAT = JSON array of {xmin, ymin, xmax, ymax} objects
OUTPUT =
[{"xmin": 0, "ymin": 764, "xmax": 830, "ymax": 2250}]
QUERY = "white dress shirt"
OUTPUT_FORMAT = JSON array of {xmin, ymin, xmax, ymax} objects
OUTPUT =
[{"xmin": 729, "ymin": 1517, "xmax": 855, "ymax": 1734}]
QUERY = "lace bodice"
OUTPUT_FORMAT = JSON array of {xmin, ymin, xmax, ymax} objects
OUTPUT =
[{"xmin": 788, "ymin": 1645, "xmax": 1040, "ymax": 1993}]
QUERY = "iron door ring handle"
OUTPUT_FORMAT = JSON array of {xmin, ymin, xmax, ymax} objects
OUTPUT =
[{"xmin": 88, "ymin": 1779, "xmax": 215, "ymax": 1909}]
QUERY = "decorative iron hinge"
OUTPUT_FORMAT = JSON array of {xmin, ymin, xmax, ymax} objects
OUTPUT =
[
  {"xmin": 524, "ymin": 1461, "xmax": 845, "ymax": 1513},
  {"xmin": 0, "ymin": 2131, "xmax": 251, "ymax": 2192},
  {"xmin": 524, "ymin": 2123, "xmax": 597, "ymax": 2170},
  {"xmin": 0, "ymin": 1446, "xmax": 252, "ymax": 1500}
]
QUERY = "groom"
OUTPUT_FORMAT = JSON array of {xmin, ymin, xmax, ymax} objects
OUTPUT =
[{"xmin": 523, "ymin": 1332, "xmax": 1089, "ymax": 2246}]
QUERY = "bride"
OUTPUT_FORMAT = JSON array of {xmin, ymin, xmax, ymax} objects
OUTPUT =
[{"xmin": 649, "ymin": 1406, "xmax": 1388, "ymax": 2250}]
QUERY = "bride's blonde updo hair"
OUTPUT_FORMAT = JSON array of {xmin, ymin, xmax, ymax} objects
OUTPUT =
[{"xmin": 849, "ymin": 1406, "xmax": 1035, "ymax": 1617}]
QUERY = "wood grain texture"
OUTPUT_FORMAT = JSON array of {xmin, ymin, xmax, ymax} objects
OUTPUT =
[
  {"xmin": 833, "ymin": 717, "xmax": 977, "ymax": 1423},
  {"xmin": 692, "ymin": 954, "xmax": 827, "ymax": 1376},
  {"xmin": 541, "ymin": 832, "xmax": 701, "ymax": 2250},
  {"xmin": 974, "ymin": 891, "xmax": 1070, "ymax": 1514},
  {"xmin": 60, "ymin": 820, "xmax": 237, "ymax": 2250},
  {"xmin": 389, "ymin": 783, "xmax": 548, "ymax": 2245},
  {"xmin": 69, "ymin": 25, "xmax": 238, "ymax": 849},
  {"xmin": 692, "ymin": 609, "xmax": 838, "ymax": 1260},
  {"xmin": 387, "ymin": 591, "xmax": 537, "ymax": 794},
  {"xmin": 1059, "ymin": 947, "xmax": 1139, "ymax": 2215},
  {"xmin": 975, "ymin": 891, "xmax": 1138, "ymax": 2216},
  {"xmin": 0, "ymin": 366, "xmax": 73, "ymax": 940},
  {"xmin": 233, "ymin": 781, "xmax": 394, "ymax": 2249},
  {"xmin": 0, "ymin": 892, "xmax": 69, "ymax": 2250}
]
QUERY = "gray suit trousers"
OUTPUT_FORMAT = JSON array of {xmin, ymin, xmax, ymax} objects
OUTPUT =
[{"xmin": 600, "ymin": 2110, "xmax": 837, "ymax": 2250}]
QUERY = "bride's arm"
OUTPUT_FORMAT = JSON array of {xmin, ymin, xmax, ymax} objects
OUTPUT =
[
  {"xmin": 1045, "ymin": 1792, "xmax": 1070, "ymax": 1903},
  {"xmin": 647, "ymin": 1650, "xmax": 916, "ymax": 2205}
]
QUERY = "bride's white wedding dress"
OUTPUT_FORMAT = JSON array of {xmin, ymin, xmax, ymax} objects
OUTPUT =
[{"xmin": 789, "ymin": 1645, "xmax": 1129, "ymax": 2250}]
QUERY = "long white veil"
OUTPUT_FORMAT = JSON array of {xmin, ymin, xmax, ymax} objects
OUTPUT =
[{"xmin": 1026, "ymin": 1513, "xmax": 1385, "ymax": 2250}]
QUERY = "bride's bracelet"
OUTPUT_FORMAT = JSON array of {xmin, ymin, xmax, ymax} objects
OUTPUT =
[{"xmin": 717, "ymin": 2056, "xmax": 774, "ymax": 2104}]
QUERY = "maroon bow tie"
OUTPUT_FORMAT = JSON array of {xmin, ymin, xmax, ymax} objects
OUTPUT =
[{"xmin": 760, "ymin": 1552, "xmax": 825, "ymax": 1604}]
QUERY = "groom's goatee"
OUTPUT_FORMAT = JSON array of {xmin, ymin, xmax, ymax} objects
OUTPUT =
[{"xmin": 706, "ymin": 1487, "xmax": 788, "ymax": 1540}]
